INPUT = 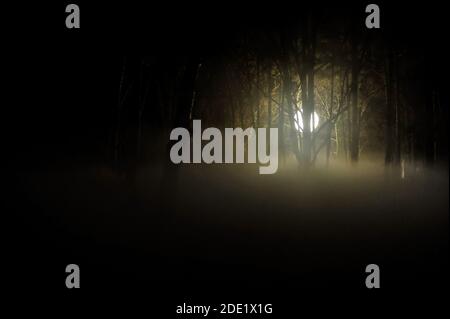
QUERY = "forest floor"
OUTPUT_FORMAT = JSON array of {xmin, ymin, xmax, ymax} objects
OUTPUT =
[{"xmin": 10, "ymin": 160, "xmax": 449, "ymax": 290}]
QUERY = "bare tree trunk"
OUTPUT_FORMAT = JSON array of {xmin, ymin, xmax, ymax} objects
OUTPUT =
[
  {"xmin": 346, "ymin": 75, "xmax": 351, "ymax": 162},
  {"xmin": 384, "ymin": 47, "xmax": 395, "ymax": 165},
  {"xmin": 326, "ymin": 59, "xmax": 335, "ymax": 167},
  {"xmin": 284, "ymin": 68, "xmax": 301, "ymax": 162},
  {"xmin": 278, "ymin": 81, "xmax": 285, "ymax": 165},
  {"xmin": 334, "ymin": 123, "xmax": 339, "ymax": 158},
  {"xmin": 226, "ymin": 68, "xmax": 236, "ymax": 127},
  {"xmin": 300, "ymin": 12, "xmax": 316, "ymax": 166},
  {"xmin": 394, "ymin": 53, "xmax": 402, "ymax": 165},
  {"xmin": 256, "ymin": 56, "xmax": 261, "ymax": 128},
  {"xmin": 280, "ymin": 31, "xmax": 300, "ymax": 163},
  {"xmin": 350, "ymin": 37, "xmax": 360, "ymax": 164},
  {"xmin": 161, "ymin": 58, "xmax": 200, "ymax": 196},
  {"xmin": 267, "ymin": 63, "xmax": 272, "ymax": 128}
]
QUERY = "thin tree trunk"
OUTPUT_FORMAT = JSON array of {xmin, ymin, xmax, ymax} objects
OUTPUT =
[
  {"xmin": 278, "ymin": 81, "xmax": 285, "ymax": 165},
  {"xmin": 300, "ymin": 12, "xmax": 316, "ymax": 166},
  {"xmin": 350, "ymin": 37, "xmax": 360, "ymax": 163},
  {"xmin": 256, "ymin": 56, "xmax": 261, "ymax": 128},
  {"xmin": 326, "ymin": 59, "xmax": 335, "ymax": 167},
  {"xmin": 394, "ymin": 53, "xmax": 401, "ymax": 165},
  {"xmin": 226, "ymin": 68, "xmax": 236, "ymax": 127},
  {"xmin": 384, "ymin": 47, "xmax": 395, "ymax": 165},
  {"xmin": 334, "ymin": 122, "xmax": 339, "ymax": 157},
  {"xmin": 161, "ymin": 59, "xmax": 200, "ymax": 196},
  {"xmin": 267, "ymin": 63, "xmax": 272, "ymax": 128}
]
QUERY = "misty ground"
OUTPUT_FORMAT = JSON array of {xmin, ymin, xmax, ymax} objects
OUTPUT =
[{"xmin": 10, "ymin": 159, "xmax": 448, "ymax": 290}]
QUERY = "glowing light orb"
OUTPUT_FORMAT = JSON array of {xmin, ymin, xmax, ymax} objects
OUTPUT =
[{"xmin": 294, "ymin": 111, "xmax": 320, "ymax": 132}]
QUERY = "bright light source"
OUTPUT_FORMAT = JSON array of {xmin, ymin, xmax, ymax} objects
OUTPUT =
[{"xmin": 294, "ymin": 111, "xmax": 320, "ymax": 132}]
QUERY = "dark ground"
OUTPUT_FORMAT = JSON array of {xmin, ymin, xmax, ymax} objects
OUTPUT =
[
  {"xmin": 6, "ymin": 161, "xmax": 448, "ymax": 314},
  {"xmin": 8, "ymin": 161, "xmax": 448, "ymax": 283}
]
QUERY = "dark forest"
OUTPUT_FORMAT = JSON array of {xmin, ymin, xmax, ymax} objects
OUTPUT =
[{"xmin": 4, "ymin": 0, "xmax": 449, "ymax": 312}]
